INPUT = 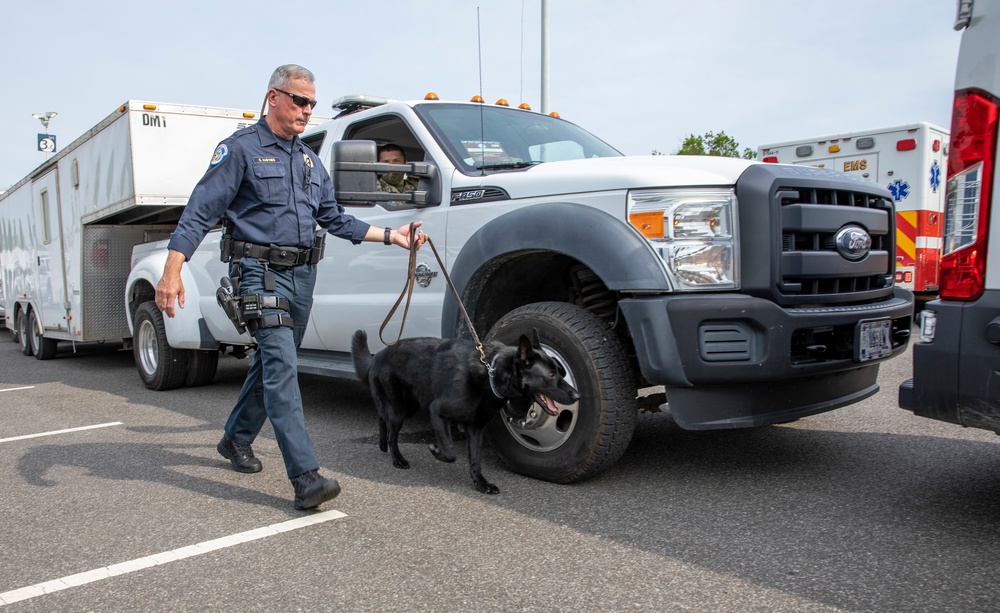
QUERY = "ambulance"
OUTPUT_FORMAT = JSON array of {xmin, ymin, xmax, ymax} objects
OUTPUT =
[{"xmin": 759, "ymin": 122, "xmax": 949, "ymax": 301}]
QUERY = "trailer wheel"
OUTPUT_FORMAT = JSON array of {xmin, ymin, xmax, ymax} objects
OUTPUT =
[
  {"xmin": 10, "ymin": 311, "xmax": 20, "ymax": 345},
  {"xmin": 184, "ymin": 350, "xmax": 219, "ymax": 387},
  {"xmin": 484, "ymin": 302, "xmax": 637, "ymax": 484},
  {"xmin": 17, "ymin": 310, "xmax": 32, "ymax": 356},
  {"xmin": 134, "ymin": 301, "xmax": 188, "ymax": 391},
  {"xmin": 28, "ymin": 310, "xmax": 58, "ymax": 360}
]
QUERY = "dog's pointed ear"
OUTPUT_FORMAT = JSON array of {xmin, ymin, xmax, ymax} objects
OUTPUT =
[{"xmin": 517, "ymin": 334, "xmax": 532, "ymax": 365}]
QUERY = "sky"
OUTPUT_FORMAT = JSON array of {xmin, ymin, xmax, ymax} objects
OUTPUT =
[{"xmin": 0, "ymin": 0, "xmax": 962, "ymax": 191}]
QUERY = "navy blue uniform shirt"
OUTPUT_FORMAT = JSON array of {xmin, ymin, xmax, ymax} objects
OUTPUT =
[{"xmin": 168, "ymin": 119, "xmax": 371, "ymax": 260}]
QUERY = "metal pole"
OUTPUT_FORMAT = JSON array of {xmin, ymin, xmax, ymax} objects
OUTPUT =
[{"xmin": 541, "ymin": 0, "xmax": 549, "ymax": 114}]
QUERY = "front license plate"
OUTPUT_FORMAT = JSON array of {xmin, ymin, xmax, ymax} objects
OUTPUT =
[{"xmin": 855, "ymin": 318, "xmax": 892, "ymax": 362}]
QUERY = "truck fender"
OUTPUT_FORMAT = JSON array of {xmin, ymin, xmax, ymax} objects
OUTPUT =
[
  {"xmin": 125, "ymin": 252, "xmax": 228, "ymax": 350},
  {"xmin": 443, "ymin": 202, "xmax": 669, "ymax": 337}
]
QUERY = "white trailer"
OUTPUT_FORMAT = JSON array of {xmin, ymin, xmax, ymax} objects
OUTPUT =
[
  {"xmin": 758, "ymin": 122, "xmax": 949, "ymax": 299},
  {"xmin": 0, "ymin": 101, "xmax": 267, "ymax": 359}
]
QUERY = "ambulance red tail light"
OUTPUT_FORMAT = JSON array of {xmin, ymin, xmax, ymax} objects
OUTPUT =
[
  {"xmin": 896, "ymin": 138, "xmax": 917, "ymax": 151},
  {"xmin": 940, "ymin": 89, "xmax": 999, "ymax": 300},
  {"xmin": 762, "ymin": 156, "xmax": 778, "ymax": 163}
]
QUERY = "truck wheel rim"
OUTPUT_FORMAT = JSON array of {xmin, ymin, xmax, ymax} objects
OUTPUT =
[
  {"xmin": 137, "ymin": 319, "xmax": 158, "ymax": 376},
  {"xmin": 500, "ymin": 343, "xmax": 579, "ymax": 452}
]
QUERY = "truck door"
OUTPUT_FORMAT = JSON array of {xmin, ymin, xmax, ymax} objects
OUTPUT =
[
  {"xmin": 31, "ymin": 169, "xmax": 69, "ymax": 333},
  {"xmin": 305, "ymin": 116, "xmax": 448, "ymax": 352}
]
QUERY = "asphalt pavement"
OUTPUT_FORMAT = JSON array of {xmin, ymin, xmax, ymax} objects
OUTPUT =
[{"xmin": 1, "ymin": 328, "xmax": 999, "ymax": 612}]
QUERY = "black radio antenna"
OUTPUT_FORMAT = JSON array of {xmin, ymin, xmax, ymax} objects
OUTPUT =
[{"xmin": 477, "ymin": 6, "xmax": 486, "ymax": 176}]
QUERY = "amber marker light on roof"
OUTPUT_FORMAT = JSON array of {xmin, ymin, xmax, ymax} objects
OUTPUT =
[
  {"xmin": 495, "ymin": 98, "xmax": 509, "ymax": 106},
  {"xmin": 518, "ymin": 102, "xmax": 531, "ymax": 110},
  {"xmin": 143, "ymin": 104, "xmax": 157, "ymax": 110},
  {"xmin": 470, "ymin": 95, "xmax": 484, "ymax": 103},
  {"xmin": 425, "ymin": 92, "xmax": 439, "ymax": 100},
  {"xmin": 243, "ymin": 112, "xmax": 255, "ymax": 118},
  {"xmin": 548, "ymin": 111, "xmax": 560, "ymax": 118}
]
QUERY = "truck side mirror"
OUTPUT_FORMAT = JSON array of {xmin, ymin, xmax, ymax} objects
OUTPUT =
[
  {"xmin": 331, "ymin": 139, "xmax": 441, "ymax": 208},
  {"xmin": 331, "ymin": 140, "xmax": 378, "ymax": 203}
]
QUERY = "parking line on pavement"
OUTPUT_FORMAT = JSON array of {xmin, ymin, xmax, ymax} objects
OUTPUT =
[
  {"xmin": 0, "ymin": 386, "xmax": 35, "ymax": 393},
  {"xmin": 0, "ymin": 422, "xmax": 124, "ymax": 444},
  {"xmin": 0, "ymin": 509, "xmax": 347, "ymax": 606}
]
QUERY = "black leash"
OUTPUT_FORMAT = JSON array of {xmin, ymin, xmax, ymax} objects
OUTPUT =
[{"xmin": 379, "ymin": 223, "xmax": 488, "ymax": 364}]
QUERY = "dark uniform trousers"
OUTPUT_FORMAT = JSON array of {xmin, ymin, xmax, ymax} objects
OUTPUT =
[{"xmin": 224, "ymin": 257, "xmax": 319, "ymax": 478}]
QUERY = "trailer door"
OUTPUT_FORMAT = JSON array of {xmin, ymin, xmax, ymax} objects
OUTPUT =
[{"xmin": 31, "ymin": 169, "xmax": 69, "ymax": 333}]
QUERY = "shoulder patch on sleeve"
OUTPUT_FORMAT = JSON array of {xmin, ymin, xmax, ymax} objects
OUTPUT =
[{"xmin": 210, "ymin": 143, "xmax": 230, "ymax": 166}]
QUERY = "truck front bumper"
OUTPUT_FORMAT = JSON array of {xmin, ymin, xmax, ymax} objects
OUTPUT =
[{"xmin": 619, "ymin": 288, "xmax": 913, "ymax": 430}]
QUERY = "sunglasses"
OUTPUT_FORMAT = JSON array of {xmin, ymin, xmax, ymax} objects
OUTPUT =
[{"xmin": 274, "ymin": 88, "xmax": 318, "ymax": 109}]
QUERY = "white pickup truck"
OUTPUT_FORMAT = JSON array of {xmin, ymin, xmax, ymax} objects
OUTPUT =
[{"xmin": 126, "ymin": 93, "xmax": 914, "ymax": 483}]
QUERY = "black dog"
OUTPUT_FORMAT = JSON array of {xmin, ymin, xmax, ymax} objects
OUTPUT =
[{"xmin": 351, "ymin": 329, "xmax": 580, "ymax": 494}]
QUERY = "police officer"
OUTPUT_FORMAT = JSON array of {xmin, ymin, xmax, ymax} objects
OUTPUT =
[{"xmin": 155, "ymin": 64, "xmax": 426, "ymax": 510}]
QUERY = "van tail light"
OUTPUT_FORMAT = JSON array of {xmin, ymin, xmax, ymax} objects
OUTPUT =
[{"xmin": 940, "ymin": 89, "xmax": 999, "ymax": 300}]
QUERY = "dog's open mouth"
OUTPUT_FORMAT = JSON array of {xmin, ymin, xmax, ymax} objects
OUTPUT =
[{"xmin": 535, "ymin": 394, "xmax": 560, "ymax": 416}]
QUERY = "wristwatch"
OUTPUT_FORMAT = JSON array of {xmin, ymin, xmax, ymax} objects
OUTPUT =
[{"xmin": 383, "ymin": 227, "xmax": 392, "ymax": 245}]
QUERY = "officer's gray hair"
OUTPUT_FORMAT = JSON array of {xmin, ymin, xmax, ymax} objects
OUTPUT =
[{"xmin": 268, "ymin": 64, "xmax": 315, "ymax": 90}]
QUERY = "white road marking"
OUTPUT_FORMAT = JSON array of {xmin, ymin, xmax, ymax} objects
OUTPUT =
[
  {"xmin": 0, "ymin": 509, "xmax": 347, "ymax": 606},
  {"xmin": 0, "ymin": 422, "xmax": 124, "ymax": 443},
  {"xmin": 0, "ymin": 386, "xmax": 35, "ymax": 393}
]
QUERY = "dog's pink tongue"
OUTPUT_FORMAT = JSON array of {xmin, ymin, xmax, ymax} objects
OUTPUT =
[{"xmin": 538, "ymin": 394, "xmax": 559, "ymax": 416}]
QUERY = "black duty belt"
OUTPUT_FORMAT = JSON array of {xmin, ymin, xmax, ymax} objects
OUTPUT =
[{"xmin": 228, "ymin": 240, "xmax": 322, "ymax": 268}]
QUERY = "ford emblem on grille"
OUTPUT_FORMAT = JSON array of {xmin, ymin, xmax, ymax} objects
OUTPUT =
[{"xmin": 834, "ymin": 225, "xmax": 872, "ymax": 261}]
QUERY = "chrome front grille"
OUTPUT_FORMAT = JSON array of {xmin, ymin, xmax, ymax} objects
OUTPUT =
[{"xmin": 776, "ymin": 186, "xmax": 894, "ymax": 301}]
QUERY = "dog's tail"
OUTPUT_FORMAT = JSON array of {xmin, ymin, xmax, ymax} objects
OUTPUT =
[{"xmin": 351, "ymin": 329, "xmax": 373, "ymax": 389}]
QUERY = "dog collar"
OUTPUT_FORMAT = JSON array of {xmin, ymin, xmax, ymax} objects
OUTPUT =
[{"xmin": 487, "ymin": 353, "xmax": 505, "ymax": 399}]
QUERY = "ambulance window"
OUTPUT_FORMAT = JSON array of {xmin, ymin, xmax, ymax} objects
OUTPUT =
[{"xmin": 40, "ymin": 189, "xmax": 52, "ymax": 244}]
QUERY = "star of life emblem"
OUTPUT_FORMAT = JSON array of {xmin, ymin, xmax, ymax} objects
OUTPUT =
[
  {"xmin": 888, "ymin": 179, "xmax": 910, "ymax": 202},
  {"xmin": 930, "ymin": 161, "xmax": 941, "ymax": 193}
]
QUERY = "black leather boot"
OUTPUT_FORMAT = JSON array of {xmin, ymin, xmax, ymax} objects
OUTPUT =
[
  {"xmin": 217, "ymin": 435, "xmax": 263, "ymax": 473},
  {"xmin": 291, "ymin": 470, "xmax": 341, "ymax": 510}
]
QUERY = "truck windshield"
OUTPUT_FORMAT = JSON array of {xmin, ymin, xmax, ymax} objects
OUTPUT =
[{"xmin": 415, "ymin": 103, "xmax": 622, "ymax": 173}]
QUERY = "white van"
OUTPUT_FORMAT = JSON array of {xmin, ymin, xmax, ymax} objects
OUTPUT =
[{"xmin": 899, "ymin": 0, "xmax": 1000, "ymax": 431}]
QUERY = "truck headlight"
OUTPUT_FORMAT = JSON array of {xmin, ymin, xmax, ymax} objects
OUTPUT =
[{"xmin": 628, "ymin": 188, "xmax": 739, "ymax": 290}]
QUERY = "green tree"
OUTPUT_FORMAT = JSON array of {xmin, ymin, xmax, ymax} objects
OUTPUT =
[{"xmin": 670, "ymin": 131, "xmax": 757, "ymax": 160}]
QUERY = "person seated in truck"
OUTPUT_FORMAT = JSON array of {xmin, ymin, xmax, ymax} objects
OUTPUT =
[{"xmin": 376, "ymin": 143, "xmax": 419, "ymax": 198}]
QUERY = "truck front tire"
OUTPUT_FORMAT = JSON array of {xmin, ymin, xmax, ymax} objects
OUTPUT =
[
  {"xmin": 134, "ymin": 301, "xmax": 189, "ymax": 391},
  {"xmin": 485, "ymin": 301, "xmax": 637, "ymax": 483}
]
